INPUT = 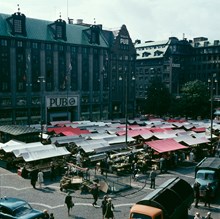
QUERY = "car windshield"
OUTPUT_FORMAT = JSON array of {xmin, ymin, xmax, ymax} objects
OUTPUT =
[
  {"xmin": 197, "ymin": 172, "xmax": 215, "ymax": 180},
  {"xmin": 130, "ymin": 212, "xmax": 153, "ymax": 219},
  {"xmin": 13, "ymin": 203, "xmax": 32, "ymax": 217}
]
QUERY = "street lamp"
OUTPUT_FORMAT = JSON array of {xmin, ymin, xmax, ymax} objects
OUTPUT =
[
  {"xmin": 37, "ymin": 76, "xmax": 45, "ymax": 142},
  {"xmin": 208, "ymin": 73, "xmax": 217, "ymax": 147},
  {"xmin": 66, "ymin": 63, "xmax": 72, "ymax": 120},
  {"xmin": 119, "ymin": 72, "xmax": 135, "ymax": 145},
  {"xmin": 26, "ymin": 83, "xmax": 32, "ymax": 126}
]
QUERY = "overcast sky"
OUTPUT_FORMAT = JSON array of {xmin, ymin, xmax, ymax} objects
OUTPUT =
[{"xmin": 2, "ymin": 0, "xmax": 220, "ymax": 43}]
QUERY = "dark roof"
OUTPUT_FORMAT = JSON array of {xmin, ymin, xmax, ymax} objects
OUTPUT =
[
  {"xmin": 197, "ymin": 157, "xmax": 220, "ymax": 170},
  {"xmin": 0, "ymin": 13, "xmax": 108, "ymax": 47},
  {"xmin": 0, "ymin": 125, "xmax": 40, "ymax": 136}
]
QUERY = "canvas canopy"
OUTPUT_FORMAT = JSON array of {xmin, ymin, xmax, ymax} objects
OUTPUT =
[
  {"xmin": 146, "ymin": 138, "xmax": 187, "ymax": 153},
  {"xmin": 21, "ymin": 146, "xmax": 70, "ymax": 162}
]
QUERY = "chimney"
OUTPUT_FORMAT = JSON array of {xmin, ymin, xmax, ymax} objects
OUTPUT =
[
  {"xmin": 68, "ymin": 18, "xmax": 73, "ymax": 24},
  {"xmin": 76, "ymin": 19, "xmax": 83, "ymax": 24}
]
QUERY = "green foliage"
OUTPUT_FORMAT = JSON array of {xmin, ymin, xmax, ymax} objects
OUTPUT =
[
  {"xmin": 177, "ymin": 80, "xmax": 210, "ymax": 118},
  {"xmin": 145, "ymin": 77, "xmax": 171, "ymax": 116}
]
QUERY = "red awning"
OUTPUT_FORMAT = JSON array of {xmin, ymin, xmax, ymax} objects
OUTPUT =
[
  {"xmin": 145, "ymin": 138, "xmax": 187, "ymax": 153},
  {"xmin": 47, "ymin": 127, "xmax": 90, "ymax": 135},
  {"xmin": 192, "ymin": 127, "xmax": 206, "ymax": 133}
]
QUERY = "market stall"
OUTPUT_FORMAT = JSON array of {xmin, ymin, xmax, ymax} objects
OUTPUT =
[{"xmin": 60, "ymin": 163, "xmax": 89, "ymax": 191}]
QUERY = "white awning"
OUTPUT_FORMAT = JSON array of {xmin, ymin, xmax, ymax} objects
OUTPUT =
[
  {"xmin": 12, "ymin": 144, "xmax": 55, "ymax": 157},
  {"xmin": 21, "ymin": 146, "xmax": 70, "ymax": 162},
  {"xmin": 2, "ymin": 142, "xmax": 43, "ymax": 153},
  {"xmin": 0, "ymin": 140, "xmax": 24, "ymax": 149}
]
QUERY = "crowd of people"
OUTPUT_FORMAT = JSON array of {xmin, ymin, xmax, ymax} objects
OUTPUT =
[
  {"xmin": 64, "ymin": 191, "xmax": 115, "ymax": 218},
  {"xmin": 193, "ymin": 181, "xmax": 213, "ymax": 209}
]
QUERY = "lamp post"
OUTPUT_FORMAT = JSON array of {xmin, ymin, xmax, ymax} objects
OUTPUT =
[
  {"xmin": 26, "ymin": 83, "xmax": 32, "ymax": 126},
  {"xmin": 37, "ymin": 76, "xmax": 45, "ymax": 142},
  {"xmin": 119, "ymin": 72, "xmax": 135, "ymax": 145},
  {"xmin": 208, "ymin": 73, "xmax": 217, "ymax": 147}
]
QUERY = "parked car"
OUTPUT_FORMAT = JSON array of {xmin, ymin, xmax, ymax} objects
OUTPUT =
[{"xmin": 0, "ymin": 197, "xmax": 44, "ymax": 219}]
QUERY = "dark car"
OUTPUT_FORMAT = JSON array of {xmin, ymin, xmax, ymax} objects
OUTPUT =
[{"xmin": 0, "ymin": 197, "xmax": 44, "ymax": 219}]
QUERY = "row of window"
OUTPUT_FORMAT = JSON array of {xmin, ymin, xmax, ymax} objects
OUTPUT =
[
  {"xmin": 0, "ymin": 39, "xmax": 79, "ymax": 52},
  {"xmin": 192, "ymin": 55, "xmax": 220, "ymax": 61},
  {"xmin": 136, "ymin": 45, "xmax": 167, "ymax": 51}
]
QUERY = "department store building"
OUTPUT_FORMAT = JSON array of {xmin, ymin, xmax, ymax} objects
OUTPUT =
[{"xmin": 0, "ymin": 9, "xmax": 136, "ymax": 125}]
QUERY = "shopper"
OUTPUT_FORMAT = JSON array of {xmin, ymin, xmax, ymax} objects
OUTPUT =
[
  {"xmin": 193, "ymin": 181, "xmax": 201, "ymax": 208},
  {"xmin": 91, "ymin": 182, "xmax": 99, "ymax": 206},
  {"xmin": 65, "ymin": 192, "xmax": 74, "ymax": 216},
  {"xmin": 149, "ymin": 167, "xmax": 156, "ymax": 189},
  {"xmin": 30, "ymin": 169, "xmax": 38, "ymax": 189},
  {"xmin": 101, "ymin": 195, "xmax": 108, "ymax": 219},
  {"xmin": 37, "ymin": 170, "xmax": 44, "ymax": 188},
  {"xmin": 194, "ymin": 212, "xmax": 202, "ymax": 219},
  {"xmin": 43, "ymin": 209, "xmax": 49, "ymax": 219},
  {"xmin": 204, "ymin": 183, "xmax": 212, "ymax": 208},
  {"xmin": 205, "ymin": 211, "xmax": 213, "ymax": 219},
  {"xmin": 104, "ymin": 198, "xmax": 114, "ymax": 219},
  {"xmin": 49, "ymin": 213, "xmax": 55, "ymax": 219},
  {"xmin": 50, "ymin": 161, "xmax": 56, "ymax": 181}
]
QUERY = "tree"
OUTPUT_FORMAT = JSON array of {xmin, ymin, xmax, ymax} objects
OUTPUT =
[
  {"xmin": 178, "ymin": 80, "xmax": 209, "ymax": 118},
  {"xmin": 145, "ymin": 77, "xmax": 171, "ymax": 116}
]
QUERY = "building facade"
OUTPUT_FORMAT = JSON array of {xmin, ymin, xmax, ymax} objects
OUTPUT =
[
  {"xmin": 0, "ymin": 10, "xmax": 136, "ymax": 125},
  {"xmin": 135, "ymin": 36, "xmax": 220, "ymax": 114}
]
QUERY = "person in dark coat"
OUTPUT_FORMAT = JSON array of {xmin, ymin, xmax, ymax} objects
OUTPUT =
[
  {"xmin": 49, "ymin": 213, "xmax": 55, "ymax": 219},
  {"xmin": 91, "ymin": 183, "xmax": 99, "ymax": 206},
  {"xmin": 193, "ymin": 181, "xmax": 200, "ymax": 208},
  {"xmin": 100, "ymin": 159, "xmax": 106, "ymax": 175},
  {"xmin": 21, "ymin": 166, "xmax": 29, "ymax": 178},
  {"xmin": 101, "ymin": 195, "xmax": 108, "ymax": 219},
  {"xmin": 30, "ymin": 169, "xmax": 38, "ymax": 189},
  {"xmin": 149, "ymin": 168, "xmax": 156, "ymax": 189},
  {"xmin": 204, "ymin": 183, "xmax": 212, "ymax": 208},
  {"xmin": 43, "ymin": 209, "xmax": 50, "ymax": 219},
  {"xmin": 65, "ymin": 192, "xmax": 74, "ymax": 216},
  {"xmin": 50, "ymin": 161, "xmax": 56, "ymax": 181},
  {"xmin": 104, "ymin": 198, "xmax": 114, "ymax": 219}
]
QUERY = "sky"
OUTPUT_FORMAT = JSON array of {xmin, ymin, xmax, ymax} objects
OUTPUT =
[{"xmin": 1, "ymin": 0, "xmax": 220, "ymax": 43}]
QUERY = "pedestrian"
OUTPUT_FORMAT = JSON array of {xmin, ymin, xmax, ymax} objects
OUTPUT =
[
  {"xmin": 50, "ymin": 161, "xmax": 56, "ymax": 181},
  {"xmin": 132, "ymin": 162, "xmax": 138, "ymax": 179},
  {"xmin": 37, "ymin": 170, "xmax": 44, "ymax": 188},
  {"xmin": 104, "ymin": 198, "xmax": 114, "ymax": 219},
  {"xmin": 129, "ymin": 151, "xmax": 134, "ymax": 164},
  {"xmin": 65, "ymin": 192, "xmax": 74, "ymax": 216},
  {"xmin": 204, "ymin": 183, "xmax": 212, "ymax": 208},
  {"xmin": 194, "ymin": 212, "xmax": 202, "ymax": 219},
  {"xmin": 49, "ymin": 213, "xmax": 55, "ymax": 219},
  {"xmin": 76, "ymin": 151, "xmax": 82, "ymax": 167},
  {"xmin": 100, "ymin": 159, "xmax": 106, "ymax": 175},
  {"xmin": 193, "ymin": 181, "xmax": 200, "ymax": 208},
  {"xmin": 30, "ymin": 169, "xmax": 38, "ymax": 189},
  {"xmin": 101, "ymin": 195, "xmax": 108, "ymax": 219},
  {"xmin": 91, "ymin": 182, "xmax": 99, "ymax": 206},
  {"xmin": 159, "ymin": 157, "xmax": 165, "ymax": 173},
  {"xmin": 149, "ymin": 167, "xmax": 156, "ymax": 189},
  {"xmin": 43, "ymin": 209, "xmax": 50, "ymax": 219},
  {"xmin": 205, "ymin": 211, "xmax": 213, "ymax": 219},
  {"xmin": 189, "ymin": 150, "xmax": 194, "ymax": 162}
]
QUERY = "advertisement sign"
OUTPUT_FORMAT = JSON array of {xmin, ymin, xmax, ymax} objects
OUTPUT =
[{"xmin": 46, "ymin": 96, "xmax": 78, "ymax": 108}]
